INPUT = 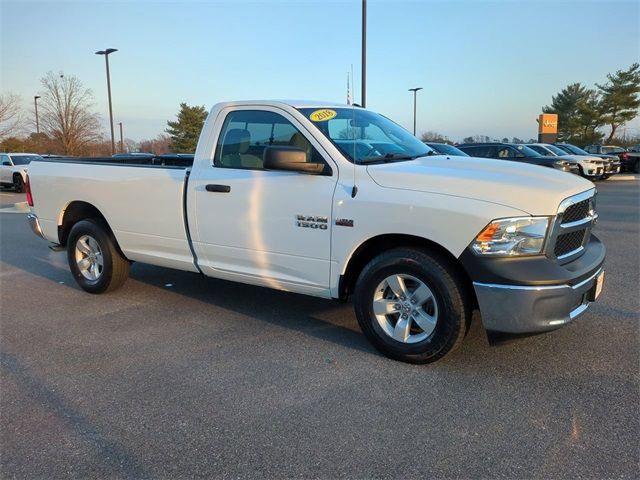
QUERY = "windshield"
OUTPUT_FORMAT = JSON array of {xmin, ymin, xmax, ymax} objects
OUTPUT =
[
  {"xmin": 602, "ymin": 146, "xmax": 625, "ymax": 154},
  {"xmin": 559, "ymin": 144, "xmax": 589, "ymax": 155},
  {"xmin": 544, "ymin": 144, "xmax": 569, "ymax": 156},
  {"xmin": 428, "ymin": 143, "xmax": 469, "ymax": 156},
  {"xmin": 10, "ymin": 155, "xmax": 41, "ymax": 165},
  {"xmin": 515, "ymin": 145, "xmax": 543, "ymax": 157},
  {"xmin": 297, "ymin": 107, "xmax": 431, "ymax": 164}
]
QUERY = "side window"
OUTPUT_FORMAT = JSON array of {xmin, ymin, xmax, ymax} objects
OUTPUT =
[
  {"xmin": 214, "ymin": 110, "xmax": 329, "ymax": 172},
  {"xmin": 497, "ymin": 147, "xmax": 515, "ymax": 159}
]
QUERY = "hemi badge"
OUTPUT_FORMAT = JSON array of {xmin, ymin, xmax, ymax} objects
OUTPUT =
[{"xmin": 335, "ymin": 218, "xmax": 354, "ymax": 227}]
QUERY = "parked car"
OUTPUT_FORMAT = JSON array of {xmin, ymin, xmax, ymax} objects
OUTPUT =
[
  {"xmin": 26, "ymin": 100, "xmax": 605, "ymax": 364},
  {"xmin": 526, "ymin": 143, "xmax": 606, "ymax": 179},
  {"xmin": 425, "ymin": 142, "xmax": 469, "ymax": 157},
  {"xmin": 457, "ymin": 143, "xmax": 576, "ymax": 173},
  {"xmin": 553, "ymin": 143, "xmax": 621, "ymax": 178},
  {"xmin": 584, "ymin": 145, "xmax": 639, "ymax": 173},
  {"xmin": 628, "ymin": 144, "xmax": 640, "ymax": 153},
  {"xmin": 0, "ymin": 153, "xmax": 43, "ymax": 192}
]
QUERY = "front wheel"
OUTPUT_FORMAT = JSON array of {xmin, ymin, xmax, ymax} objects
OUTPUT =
[
  {"xmin": 14, "ymin": 175, "xmax": 24, "ymax": 193},
  {"xmin": 67, "ymin": 219, "xmax": 130, "ymax": 293},
  {"xmin": 354, "ymin": 248, "xmax": 471, "ymax": 364}
]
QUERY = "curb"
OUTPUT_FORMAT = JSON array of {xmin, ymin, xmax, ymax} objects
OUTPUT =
[
  {"xmin": 0, "ymin": 202, "xmax": 30, "ymax": 214},
  {"xmin": 607, "ymin": 174, "xmax": 639, "ymax": 181}
]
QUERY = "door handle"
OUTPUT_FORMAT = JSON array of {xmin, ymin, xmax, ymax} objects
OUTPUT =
[{"xmin": 206, "ymin": 184, "xmax": 231, "ymax": 193}]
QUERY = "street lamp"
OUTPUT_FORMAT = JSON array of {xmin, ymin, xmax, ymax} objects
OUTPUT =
[
  {"xmin": 361, "ymin": 0, "xmax": 367, "ymax": 108},
  {"xmin": 34, "ymin": 96, "xmax": 41, "ymax": 134},
  {"xmin": 118, "ymin": 122, "xmax": 124, "ymax": 153},
  {"xmin": 95, "ymin": 48, "xmax": 118, "ymax": 155},
  {"xmin": 408, "ymin": 87, "xmax": 423, "ymax": 136}
]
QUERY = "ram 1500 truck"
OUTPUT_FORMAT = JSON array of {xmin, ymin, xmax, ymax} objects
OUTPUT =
[{"xmin": 26, "ymin": 101, "xmax": 606, "ymax": 364}]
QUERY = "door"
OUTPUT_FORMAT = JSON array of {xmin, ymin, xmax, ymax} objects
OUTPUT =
[
  {"xmin": 189, "ymin": 107, "xmax": 338, "ymax": 296},
  {"xmin": 0, "ymin": 155, "xmax": 12, "ymax": 183}
]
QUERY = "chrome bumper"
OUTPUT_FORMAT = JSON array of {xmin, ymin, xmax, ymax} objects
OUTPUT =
[
  {"xmin": 473, "ymin": 268, "xmax": 604, "ymax": 334},
  {"xmin": 27, "ymin": 213, "xmax": 45, "ymax": 239}
]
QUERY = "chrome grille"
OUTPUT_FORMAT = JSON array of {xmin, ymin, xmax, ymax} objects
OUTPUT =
[
  {"xmin": 562, "ymin": 199, "xmax": 590, "ymax": 223},
  {"xmin": 547, "ymin": 189, "xmax": 597, "ymax": 264},
  {"xmin": 554, "ymin": 230, "xmax": 586, "ymax": 257}
]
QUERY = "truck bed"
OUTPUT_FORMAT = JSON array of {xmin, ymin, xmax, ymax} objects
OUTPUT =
[{"xmin": 27, "ymin": 157, "xmax": 198, "ymax": 273}]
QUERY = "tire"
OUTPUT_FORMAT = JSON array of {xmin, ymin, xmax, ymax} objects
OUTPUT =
[
  {"xmin": 634, "ymin": 160, "xmax": 640, "ymax": 174},
  {"xmin": 13, "ymin": 175, "xmax": 24, "ymax": 193},
  {"xmin": 354, "ymin": 248, "xmax": 471, "ymax": 364},
  {"xmin": 601, "ymin": 174, "xmax": 609, "ymax": 180},
  {"xmin": 67, "ymin": 219, "xmax": 130, "ymax": 293}
]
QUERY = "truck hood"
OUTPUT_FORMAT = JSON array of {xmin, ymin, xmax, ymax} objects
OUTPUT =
[{"xmin": 366, "ymin": 155, "xmax": 595, "ymax": 215}]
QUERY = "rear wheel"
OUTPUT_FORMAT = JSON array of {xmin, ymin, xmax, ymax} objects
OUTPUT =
[
  {"xmin": 634, "ymin": 160, "xmax": 640, "ymax": 174},
  {"xmin": 13, "ymin": 175, "xmax": 24, "ymax": 193},
  {"xmin": 67, "ymin": 219, "xmax": 130, "ymax": 293},
  {"xmin": 354, "ymin": 248, "xmax": 471, "ymax": 364}
]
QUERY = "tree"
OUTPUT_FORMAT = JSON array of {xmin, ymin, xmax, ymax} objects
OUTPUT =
[
  {"xmin": 597, "ymin": 63, "xmax": 640, "ymax": 142},
  {"xmin": 543, "ymin": 83, "xmax": 600, "ymax": 143},
  {"xmin": 0, "ymin": 93, "xmax": 24, "ymax": 139},
  {"xmin": 166, "ymin": 103, "xmax": 207, "ymax": 153},
  {"xmin": 420, "ymin": 131, "xmax": 449, "ymax": 143},
  {"xmin": 37, "ymin": 71, "xmax": 103, "ymax": 155},
  {"xmin": 139, "ymin": 134, "xmax": 171, "ymax": 154},
  {"xmin": 511, "ymin": 137, "xmax": 524, "ymax": 144}
]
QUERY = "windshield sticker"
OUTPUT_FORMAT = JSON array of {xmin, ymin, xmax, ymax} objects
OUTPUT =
[{"xmin": 309, "ymin": 109, "xmax": 337, "ymax": 122}]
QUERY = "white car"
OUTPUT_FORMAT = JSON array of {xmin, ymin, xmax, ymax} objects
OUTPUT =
[
  {"xmin": 0, "ymin": 153, "xmax": 42, "ymax": 192},
  {"xmin": 25, "ymin": 101, "xmax": 605, "ymax": 364},
  {"xmin": 526, "ymin": 144, "xmax": 605, "ymax": 179}
]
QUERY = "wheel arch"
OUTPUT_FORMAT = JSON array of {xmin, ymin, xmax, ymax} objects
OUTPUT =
[
  {"xmin": 58, "ymin": 201, "xmax": 118, "ymax": 250},
  {"xmin": 338, "ymin": 233, "xmax": 476, "ymax": 306}
]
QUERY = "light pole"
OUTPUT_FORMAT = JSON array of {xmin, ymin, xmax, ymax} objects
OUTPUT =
[
  {"xmin": 34, "ymin": 96, "xmax": 41, "ymax": 134},
  {"xmin": 408, "ymin": 87, "xmax": 423, "ymax": 136},
  {"xmin": 361, "ymin": 0, "xmax": 367, "ymax": 108},
  {"xmin": 95, "ymin": 48, "xmax": 118, "ymax": 155},
  {"xmin": 118, "ymin": 122, "xmax": 124, "ymax": 153}
]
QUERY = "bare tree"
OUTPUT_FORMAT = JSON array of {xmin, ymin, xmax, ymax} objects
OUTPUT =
[
  {"xmin": 420, "ymin": 131, "xmax": 449, "ymax": 143},
  {"xmin": 0, "ymin": 93, "xmax": 25, "ymax": 139},
  {"xmin": 38, "ymin": 72, "xmax": 103, "ymax": 155}
]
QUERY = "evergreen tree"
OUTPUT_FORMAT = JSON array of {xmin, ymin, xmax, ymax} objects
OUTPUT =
[
  {"xmin": 597, "ymin": 63, "xmax": 640, "ymax": 142},
  {"xmin": 166, "ymin": 103, "xmax": 207, "ymax": 153}
]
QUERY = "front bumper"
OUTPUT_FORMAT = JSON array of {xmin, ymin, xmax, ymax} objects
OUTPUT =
[
  {"xmin": 27, "ymin": 213, "xmax": 46, "ymax": 239},
  {"xmin": 461, "ymin": 232, "xmax": 605, "ymax": 334},
  {"xmin": 473, "ymin": 267, "xmax": 604, "ymax": 333}
]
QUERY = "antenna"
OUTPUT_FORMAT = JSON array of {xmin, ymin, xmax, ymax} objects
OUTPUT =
[{"xmin": 351, "ymin": 64, "xmax": 358, "ymax": 198}]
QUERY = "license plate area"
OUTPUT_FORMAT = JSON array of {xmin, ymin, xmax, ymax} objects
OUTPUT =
[{"xmin": 587, "ymin": 271, "xmax": 605, "ymax": 302}]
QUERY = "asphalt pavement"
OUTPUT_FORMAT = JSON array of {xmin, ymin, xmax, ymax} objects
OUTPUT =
[{"xmin": 1, "ymin": 180, "xmax": 639, "ymax": 479}]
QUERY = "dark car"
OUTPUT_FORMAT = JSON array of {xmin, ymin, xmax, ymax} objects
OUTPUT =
[
  {"xmin": 425, "ymin": 142, "xmax": 469, "ymax": 157},
  {"xmin": 456, "ymin": 143, "xmax": 576, "ymax": 173},
  {"xmin": 554, "ymin": 143, "xmax": 621, "ymax": 178}
]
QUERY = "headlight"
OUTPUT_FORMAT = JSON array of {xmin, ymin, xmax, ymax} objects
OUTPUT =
[{"xmin": 471, "ymin": 217, "xmax": 550, "ymax": 256}]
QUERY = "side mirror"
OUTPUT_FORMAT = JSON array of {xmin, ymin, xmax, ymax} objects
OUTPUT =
[
  {"xmin": 2, "ymin": 161, "xmax": 11, "ymax": 166},
  {"xmin": 263, "ymin": 146, "xmax": 324, "ymax": 174}
]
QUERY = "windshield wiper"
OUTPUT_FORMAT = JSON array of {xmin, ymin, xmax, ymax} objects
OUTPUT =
[{"xmin": 358, "ymin": 153, "xmax": 418, "ymax": 164}]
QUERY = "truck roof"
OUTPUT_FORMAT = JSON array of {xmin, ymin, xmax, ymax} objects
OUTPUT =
[{"xmin": 213, "ymin": 100, "xmax": 358, "ymax": 109}]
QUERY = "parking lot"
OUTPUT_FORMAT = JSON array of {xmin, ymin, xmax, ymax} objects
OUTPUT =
[{"xmin": 1, "ymin": 180, "xmax": 638, "ymax": 478}]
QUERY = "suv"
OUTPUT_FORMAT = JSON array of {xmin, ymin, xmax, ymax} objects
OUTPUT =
[
  {"xmin": 457, "ymin": 143, "xmax": 576, "ymax": 173},
  {"xmin": 0, "ymin": 153, "xmax": 43, "ymax": 192},
  {"xmin": 584, "ymin": 145, "xmax": 639, "ymax": 173},
  {"xmin": 554, "ymin": 143, "xmax": 621, "ymax": 178},
  {"xmin": 526, "ymin": 143, "xmax": 606, "ymax": 179}
]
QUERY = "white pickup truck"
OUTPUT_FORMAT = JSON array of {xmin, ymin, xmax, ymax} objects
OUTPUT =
[{"xmin": 26, "ymin": 101, "xmax": 606, "ymax": 363}]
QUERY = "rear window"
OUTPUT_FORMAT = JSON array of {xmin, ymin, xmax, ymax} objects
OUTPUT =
[{"xmin": 10, "ymin": 155, "xmax": 41, "ymax": 165}]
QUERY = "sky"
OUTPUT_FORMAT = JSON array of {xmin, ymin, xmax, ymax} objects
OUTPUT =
[{"xmin": 1, "ymin": 0, "xmax": 639, "ymax": 142}]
